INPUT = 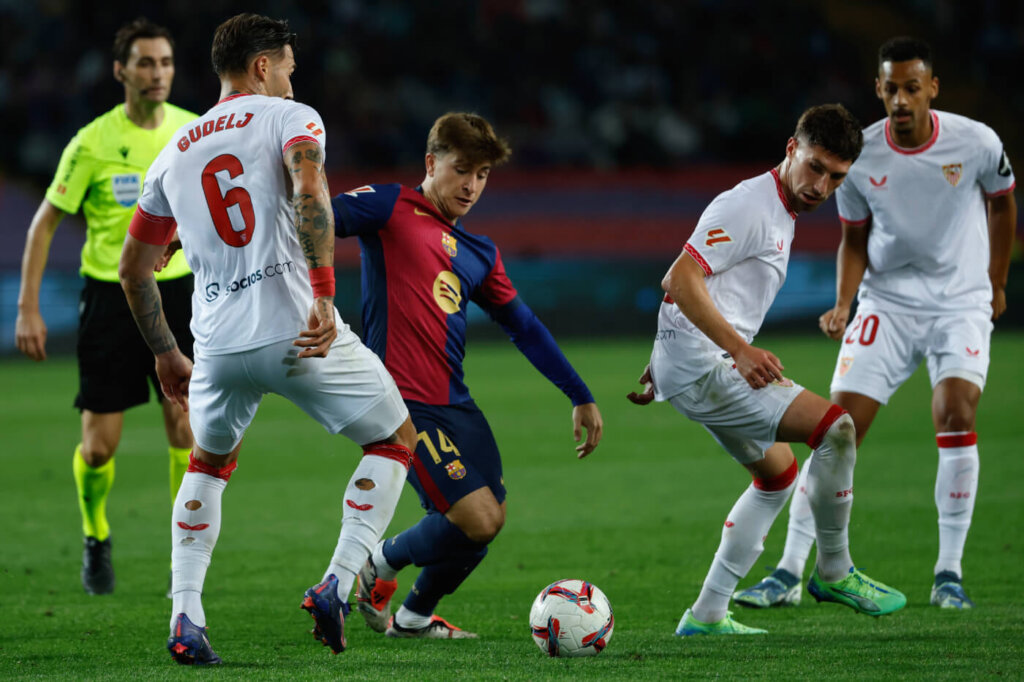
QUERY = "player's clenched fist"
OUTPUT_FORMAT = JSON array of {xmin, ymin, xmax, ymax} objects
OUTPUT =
[{"xmin": 818, "ymin": 305, "xmax": 850, "ymax": 341}]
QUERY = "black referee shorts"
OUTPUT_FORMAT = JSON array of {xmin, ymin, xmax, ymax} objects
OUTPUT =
[{"xmin": 74, "ymin": 275, "xmax": 194, "ymax": 414}]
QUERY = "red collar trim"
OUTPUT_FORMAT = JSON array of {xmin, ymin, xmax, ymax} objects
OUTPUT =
[
  {"xmin": 770, "ymin": 168, "xmax": 797, "ymax": 220},
  {"xmin": 217, "ymin": 93, "xmax": 252, "ymax": 105},
  {"xmin": 885, "ymin": 111, "xmax": 939, "ymax": 155}
]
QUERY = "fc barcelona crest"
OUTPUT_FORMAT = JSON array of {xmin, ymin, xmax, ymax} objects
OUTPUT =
[
  {"xmin": 445, "ymin": 459, "xmax": 467, "ymax": 480},
  {"xmin": 442, "ymin": 232, "xmax": 458, "ymax": 257},
  {"xmin": 838, "ymin": 356, "xmax": 854, "ymax": 377},
  {"xmin": 942, "ymin": 163, "xmax": 963, "ymax": 187}
]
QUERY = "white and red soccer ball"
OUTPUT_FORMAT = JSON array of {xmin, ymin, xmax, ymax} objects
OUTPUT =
[{"xmin": 529, "ymin": 579, "xmax": 614, "ymax": 658}]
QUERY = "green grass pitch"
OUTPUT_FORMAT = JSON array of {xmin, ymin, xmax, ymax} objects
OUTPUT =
[{"xmin": 1, "ymin": 332, "xmax": 1022, "ymax": 679}]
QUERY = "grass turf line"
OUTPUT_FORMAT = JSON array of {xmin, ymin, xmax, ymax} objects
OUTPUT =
[{"xmin": 0, "ymin": 332, "xmax": 1022, "ymax": 679}]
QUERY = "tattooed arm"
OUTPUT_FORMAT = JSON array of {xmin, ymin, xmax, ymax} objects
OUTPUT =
[
  {"xmin": 287, "ymin": 140, "xmax": 337, "ymax": 358},
  {"xmin": 119, "ymin": 234, "xmax": 192, "ymax": 409}
]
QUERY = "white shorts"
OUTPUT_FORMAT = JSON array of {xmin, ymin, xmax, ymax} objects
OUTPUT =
[
  {"xmin": 668, "ymin": 358, "xmax": 804, "ymax": 465},
  {"xmin": 829, "ymin": 302, "xmax": 991, "ymax": 405},
  {"xmin": 189, "ymin": 330, "xmax": 408, "ymax": 455}
]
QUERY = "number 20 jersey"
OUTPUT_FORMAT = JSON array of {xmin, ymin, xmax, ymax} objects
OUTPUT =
[
  {"xmin": 835, "ymin": 110, "xmax": 1016, "ymax": 315},
  {"xmin": 136, "ymin": 94, "xmax": 328, "ymax": 355}
]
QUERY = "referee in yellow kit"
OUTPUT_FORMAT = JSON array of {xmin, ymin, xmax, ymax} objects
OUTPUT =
[{"xmin": 15, "ymin": 18, "xmax": 197, "ymax": 596}]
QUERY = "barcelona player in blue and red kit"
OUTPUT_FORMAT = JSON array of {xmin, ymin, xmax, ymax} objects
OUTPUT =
[{"xmin": 333, "ymin": 113, "xmax": 603, "ymax": 638}]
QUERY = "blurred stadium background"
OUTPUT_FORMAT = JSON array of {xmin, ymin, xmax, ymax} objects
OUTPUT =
[{"xmin": 0, "ymin": 0, "xmax": 1021, "ymax": 350}]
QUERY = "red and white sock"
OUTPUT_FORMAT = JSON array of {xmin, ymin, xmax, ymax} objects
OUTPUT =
[
  {"xmin": 325, "ymin": 443, "xmax": 412, "ymax": 599},
  {"xmin": 691, "ymin": 461, "xmax": 797, "ymax": 624},
  {"xmin": 169, "ymin": 454, "xmax": 235, "ymax": 630},
  {"xmin": 777, "ymin": 459, "xmax": 815, "ymax": 578},
  {"xmin": 805, "ymin": 406, "xmax": 855, "ymax": 582},
  {"xmin": 934, "ymin": 432, "xmax": 979, "ymax": 578}
]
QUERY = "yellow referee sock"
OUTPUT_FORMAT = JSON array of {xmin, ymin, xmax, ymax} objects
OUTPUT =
[
  {"xmin": 169, "ymin": 446, "xmax": 191, "ymax": 502},
  {"xmin": 72, "ymin": 444, "xmax": 114, "ymax": 541}
]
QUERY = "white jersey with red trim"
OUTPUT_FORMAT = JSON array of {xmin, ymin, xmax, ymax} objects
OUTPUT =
[
  {"xmin": 651, "ymin": 169, "xmax": 796, "ymax": 399},
  {"xmin": 135, "ymin": 94, "xmax": 330, "ymax": 355},
  {"xmin": 835, "ymin": 110, "xmax": 1016, "ymax": 315}
]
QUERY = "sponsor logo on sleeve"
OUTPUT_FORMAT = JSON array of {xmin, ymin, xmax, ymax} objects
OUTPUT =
[
  {"xmin": 306, "ymin": 121, "xmax": 324, "ymax": 136},
  {"xmin": 942, "ymin": 163, "xmax": 963, "ymax": 187},
  {"xmin": 111, "ymin": 173, "xmax": 141, "ymax": 207},
  {"xmin": 705, "ymin": 228, "xmax": 732, "ymax": 247},
  {"xmin": 998, "ymin": 148, "xmax": 1013, "ymax": 177}
]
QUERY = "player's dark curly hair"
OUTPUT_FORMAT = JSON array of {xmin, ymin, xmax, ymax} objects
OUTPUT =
[
  {"xmin": 113, "ymin": 17, "xmax": 174, "ymax": 65},
  {"xmin": 879, "ymin": 36, "xmax": 933, "ymax": 70},
  {"xmin": 211, "ymin": 13, "xmax": 296, "ymax": 77},
  {"xmin": 793, "ymin": 104, "xmax": 863, "ymax": 162},
  {"xmin": 427, "ymin": 113, "xmax": 512, "ymax": 167}
]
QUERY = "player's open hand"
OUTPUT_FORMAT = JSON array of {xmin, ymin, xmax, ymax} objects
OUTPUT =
[
  {"xmin": 155, "ymin": 349, "xmax": 192, "ymax": 412},
  {"xmin": 154, "ymin": 235, "xmax": 182, "ymax": 273},
  {"xmin": 15, "ymin": 309, "xmax": 47, "ymax": 361},
  {"xmin": 572, "ymin": 403, "xmax": 603, "ymax": 459},
  {"xmin": 294, "ymin": 298, "xmax": 337, "ymax": 358},
  {"xmin": 818, "ymin": 304, "xmax": 850, "ymax": 341},
  {"xmin": 626, "ymin": 364, "xmax": 655, "ymax": 405},
  {"xmin": 733, "ymin": 343, "xmax": 784, "ymax": 390}
]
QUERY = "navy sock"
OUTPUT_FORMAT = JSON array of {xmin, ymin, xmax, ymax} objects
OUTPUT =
[
  {"xmin": 403, "ymin": 546, "xmax": 488, "ymax": 617},
  {"xmin": 382, "ymin": 511, "xmax": 482, "ymax": 570}
]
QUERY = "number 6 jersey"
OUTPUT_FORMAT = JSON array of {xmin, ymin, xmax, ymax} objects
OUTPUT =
[{"xmin": 130, "ymin": 93, "xmax": 329, "ymax": 355}]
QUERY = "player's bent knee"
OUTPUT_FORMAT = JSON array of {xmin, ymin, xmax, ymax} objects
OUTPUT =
[
  {"xmin": 452, "ymin": 504, "xmax": 505, "ymax": 544},
  {"xmin": 828, "ymin": 412, "xmax": 856, "ymax": 446},
  {"xmin": 807, "ymin": 405, "xmax": 855, "ymax": 453}
]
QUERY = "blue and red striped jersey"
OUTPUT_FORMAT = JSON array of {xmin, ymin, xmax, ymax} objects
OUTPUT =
[{"xmin": 333, "ymin": 184, "xmax": 520, "ymax": 405}]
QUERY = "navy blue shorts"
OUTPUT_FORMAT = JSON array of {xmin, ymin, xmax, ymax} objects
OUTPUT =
[{"xmin": 405, "ymin": 400, "xmax": 505, "ymax": 514}]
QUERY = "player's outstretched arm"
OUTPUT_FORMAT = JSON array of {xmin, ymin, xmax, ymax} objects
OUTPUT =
[
  {"xmin": 288, "ymin": 140, "xmax": 337, "ymax": 358},
  {"xmin": 15, "ymin": 199, "xmax": 65, "ymax": 361},
  {"xmin": 988, "ymin": 192, "xmax": 1017, "ymax": 320},
  {"xmin": 663, "ymin": 249, "xmax": 783, "ymax": 389},
  {"xmin": 489, "ymin": 297, "xmax": 600, "ymax": 456},
  {"xmin": 119, "ymin": 233, "xmax": 191, "ymax": 410},
  {"xmin": 819, "ymin": 219, "xmax": 870, "ymax": 340},
  {"xmin": 572, "ymin": 402, "xmax": 603, "ymax": 459}
]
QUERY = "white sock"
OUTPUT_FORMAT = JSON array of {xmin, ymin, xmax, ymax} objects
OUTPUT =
[
  {"xmin": 934, "ymin": 432, "xmax": 979, "ymax": 578},
  {"xmin": 395, "ymin": 604, "xmax": 432, "ymax": 630},
  {"xmin": 325, "ymin": 452, "xmax": 408, "ymax": 599},
  {"xmin": 170, "ymin": 470, "xmax": 227, "ymax": 629},
  {"xmin": 806, "ymin": 412, "xmax": 855, "ymax": 582},
  {"xmin": 372, "ymin": 540, "xmax": 399, "ymax": 581},
  {"xmin": 777, "ymin": 459, "xmax": 816, "ymax": 578},
  {"xmin": 691, "ymin": 478, "xmax": 796, "ymax": 624}
]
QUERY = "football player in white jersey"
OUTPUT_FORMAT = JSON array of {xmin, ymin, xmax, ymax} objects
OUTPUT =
[
  {"xmin": 117, "ymin": 13, "xmax": 417, "ymax": 665},
  {"xmin": 736, "ymin": 37, "xmax": 1016, "ymax": 611},
  {"xmin": 628, "ymin": 105, "xmax": 906, "ymax": 636}
]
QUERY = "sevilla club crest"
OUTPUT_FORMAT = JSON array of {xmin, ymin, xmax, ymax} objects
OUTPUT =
[
  {"xmin": 838, "ymin": 356, "xmax": 854, "ymax": 377},
  {"xmin": 942, "ymin": 163, "xmax": 962, "ymax": 187}
]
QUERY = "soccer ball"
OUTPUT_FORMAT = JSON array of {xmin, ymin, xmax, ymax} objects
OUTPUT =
[{"xmin": 529, "ymin": 579, "xmax": 614, "ymax": 657}]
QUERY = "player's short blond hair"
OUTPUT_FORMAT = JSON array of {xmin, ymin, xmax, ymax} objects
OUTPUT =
[{"xmin": 426, "ymin": 113, "xmax": 511, "ymax": 167}]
